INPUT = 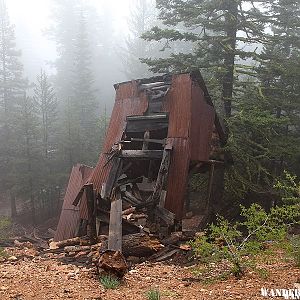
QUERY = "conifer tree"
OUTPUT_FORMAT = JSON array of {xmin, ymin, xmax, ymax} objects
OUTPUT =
[
  {"xmin": 15, "ymin": 94, "xmax": 40, "ymax": 223},
  {"xmin": 122, "ymin": 0, "xmax": 158, "ymax": 79},
  {"xmin": 33, "ymin": 70, "xmax": 58, "ymax": 159},
  {"xmin": 0, "ymin": 0, "xmax": 27, "ymax": 216},
  {"xmin": 142, "ymin": 0, "xmax": 271, "ymax": 117}
]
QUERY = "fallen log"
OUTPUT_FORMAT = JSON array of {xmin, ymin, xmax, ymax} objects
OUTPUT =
[
  {"xmin": 100, "ymin": 233, "xmax": 163, "ymax": 257},
  {"xmin": 64, "ymin": 245, "xmax": 91, "ymax": 253},
  {"xmin": 56, "ymin": 237, "xmax": 81, "ymax": 248}
]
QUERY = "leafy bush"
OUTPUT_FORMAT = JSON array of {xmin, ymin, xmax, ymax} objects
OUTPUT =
[
  {"xmin": 99, "ymin": 275, "xmax": 120, "ymax": 289},
  {"xmin": 0, "ymin": 216, "xmax": 12, "ymax": 239},
  {"xmin": 146, "ymin": 288, "xmax": 160, "ymax": 300},
  {"xmin": 0, "ymin": 247, "xmax": 8, "ymax": 258},
  {"xmin": 191, "ymin": 203, "xmax": 300, "ymax": 278},
  {"xmin": 288, "ymin": 236, "xmax": 300, "ymax": 267}
]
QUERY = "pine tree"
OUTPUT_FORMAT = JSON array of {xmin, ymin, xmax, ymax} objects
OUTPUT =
[
  {"xmin": 70, "ymin": 10, "xmax": 99, "ymax": 165},
  {"xmin": 122, "ymin": 0, "xmax": 158, "ymax": 79},
  {"xmin": 48, "ymin": 0, "xmax": 101, "ymax": 168},
  {"xmin": 142, "ymin": 0, "xmax": 271, "ymax": 117},
  {"xmin": 257, "ymin": 0, "xmax": 300, "ymax": 174},
  {"xmin": 0, "ymin": 0, "xmax": 27, "ymax": 216},
  {"xmin": 15, "ymin": 94, "xmax": 40, "ymax": 223},
  {"xmin": 33, "ymin": 70, "xmax": 58, "ymax": 159}
]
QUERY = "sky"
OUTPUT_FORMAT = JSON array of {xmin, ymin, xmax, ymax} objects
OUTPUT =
[{"xmin": 6, "ymin": 0, "xmax": 132, "ymax": 81}]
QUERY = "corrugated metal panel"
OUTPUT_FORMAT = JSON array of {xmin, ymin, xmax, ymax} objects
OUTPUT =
[
  {"xmin": 162, "ymin": 74, "xmax": 191, "ymax": 138},
  {"xmin": 164, "ymin": 138, "xmax": 191, "ymax": 219},
  {"xmin": 88, "ymin": 86, "xmax": 148, "ymax": 195},
  {"xmin": 190, "ymin": 81, "xmax": 215, "ymax": 161},
  {"xmin": 54, "ymin": 164, "xmax": 93, "ymax": 241}
]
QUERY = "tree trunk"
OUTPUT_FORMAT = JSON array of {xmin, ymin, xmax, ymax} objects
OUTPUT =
[
  {"xmin": 10, "ymin": 192, "xmax": 17, "ymax": 218},
  {"xmin": 222, "ymin": 0, "xmax": 238, "ymax": 118}
]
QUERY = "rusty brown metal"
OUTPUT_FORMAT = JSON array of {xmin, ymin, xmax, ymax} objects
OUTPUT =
[
  {"xmin": 88, "ymin": 85, "xmax": 148, "ymax": 193},
  {"xmin": 190, "ymin": 81, "xmax": 215, "ymax": 161},
  {"xmin": 54, "ymin": 164, "xmax": 93, "ymax": 241},
  {"xmin": 164, "ymin": 138, "xmax": 191, "ymax": 219},
  {"xmin": 162, "ymin": 74, "xmax": 191, "ymax": 138},
  {"xmin": 87, "ymin": 72, "xmax": 224, "ymax": 220}
]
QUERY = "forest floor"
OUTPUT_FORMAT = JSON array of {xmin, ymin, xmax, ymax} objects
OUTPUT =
[{"xmin": 0, "ymin": 245, "xmax": 300, "ymax": 300}]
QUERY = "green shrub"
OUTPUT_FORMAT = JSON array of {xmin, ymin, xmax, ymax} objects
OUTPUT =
[
  {"xmin": 99, "ymin": 275, "xmax": 120, "ymax": 289},
  {"xmin": 289, "ymin": 235, "xmax": 300, "ymax": 267},
  {"xmin": 0, "ymin": 247, "xmax": 8, "ymax": 258},
  {"xmin": 146, "ymin": 289, "xmax": 160, "ymax": 300},
  {"xmin": 191, "ymin": 202, "xmax": 300, "ymax": 279},
  {"xmin": 0, "ymin": 216, "xmax": 12, "ymax": 239}
]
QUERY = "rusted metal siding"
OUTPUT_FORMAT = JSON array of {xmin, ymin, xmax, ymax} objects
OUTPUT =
[
  {"xmin": 54, "ymin": 164, "xmax": 93, "ymax": 241},
  {"xmin": 86, "ymin": 73, "xmax": 221, "ymax": 221},
  {"xmin": 164, "ymin": 138, "xmax": 191, "ymax": 219},
  {"xmin": 162, "ymin": 74, "xmax": 192, "ymax": 138},
  {"xmin": 190, "ymin": 81, "xmax": 215, "ymax": 161},
  {"xmin": 88, "ymin": 85, "xmax": 148, "ymax": 195}
]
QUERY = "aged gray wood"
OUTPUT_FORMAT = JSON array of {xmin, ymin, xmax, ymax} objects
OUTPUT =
[
  {"xmin": 108, "ymin": 190, "xmax": 123, "ymax": 251},
  {"xmin": 120, "ymin": 150, "xmax": 163, "ymax": 159}
]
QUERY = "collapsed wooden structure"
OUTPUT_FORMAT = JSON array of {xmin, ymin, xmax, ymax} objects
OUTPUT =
[{"xmin": 54, "ymin": 71, "xmax": 227, "ymax": 253}]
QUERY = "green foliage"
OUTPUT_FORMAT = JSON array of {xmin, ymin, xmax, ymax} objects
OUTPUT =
[
  {"xmin": 274, "ymin": 171, "xmax": 300, "ymax": 204},
  {"xmin": 99, "ymin": 275, "xmax": 120, "ymax": 290},
  {"xmin": 0, "ymin": 217, "xmax": 12, "ymax": 239},
  {"xmin": 191, "ymin": 203, "xmax": 300, "ymax": 278},
  {"xmin": 146, "ymin": 288, "xmax": 160, "ymax": 300},
  {"xmin": 289, "ymin": 236, "xmax": 300, "ymax": 267},
  {"xmin": 0, "ymin": 247, "xmax": 8, "ymax": 258}
]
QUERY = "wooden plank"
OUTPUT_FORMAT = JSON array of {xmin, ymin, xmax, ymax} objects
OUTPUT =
[
  {"xmin": 152, "ymin": 148, "xmax": 172, "ymax": 204},
  {"xmin": 124, "ymin": 191, "xmax": 142, "ymax": 205},
  {"xmin": 131, "ymin": 138, "xmax": 165, "ymax": 145},
  {"xmin": 120, "ymin": 150, "xmax": 163, "ymax": 159},
  {"xmin": 108, "ymin": 190, "xmax": 123, "ymax": 251},
  {"xmin": 104, "ymin": 158, "xmax": 123, "ymax": 199},
  {"xmin": 126, "ymin": 119, "xmax": 168, "ymax": 133},
  {"xmin": 155, "ymin": 206, "xmax": 175, "ymax": 226},
  {"xmin": 86, "ymin": 184, "xmax": 97, "ymax": 244}
]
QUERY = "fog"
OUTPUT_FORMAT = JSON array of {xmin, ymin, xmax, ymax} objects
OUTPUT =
[{"xmin": 6, "ymin": 0, "xmax": 143, "ymax": 108}]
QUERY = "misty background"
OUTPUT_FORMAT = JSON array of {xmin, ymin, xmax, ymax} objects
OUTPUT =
[{"xmin": 7, "ymin": 0, "xmax": 158, "ymax": 110}]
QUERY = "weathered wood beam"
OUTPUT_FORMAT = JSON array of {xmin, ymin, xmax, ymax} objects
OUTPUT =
[
  {"xmin": 120, "ymin": 150, "xmax": 163, "ymax": 159},
  {"xmin": 86, "ymin": 184, "xmax": 97, "ymax": 244},
  {"xmin": 104, "ymin": 158, "xmax": 123, "ymax": 199},
  {"xmin": 108, "ymin": 189, "xmax": 122, "ymax": 252}
]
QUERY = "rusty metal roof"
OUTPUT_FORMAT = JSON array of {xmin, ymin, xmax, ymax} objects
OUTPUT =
[{"xmin": 54, "ymin": 164, "xmax": 93, "ymax": 241}]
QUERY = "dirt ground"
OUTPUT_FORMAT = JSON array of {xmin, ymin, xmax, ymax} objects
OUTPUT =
[{"xmin": 1, "ymin": 248, "xmax": 300, "ymax": 300}]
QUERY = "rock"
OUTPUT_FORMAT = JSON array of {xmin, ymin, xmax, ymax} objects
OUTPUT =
[
  {"xmin": 7, "ymin": 256, "xmax": 18, "ymax": 261},
  {"xmin": 49, "ymin": 241, "xmax": 59, "ymax": 250}
]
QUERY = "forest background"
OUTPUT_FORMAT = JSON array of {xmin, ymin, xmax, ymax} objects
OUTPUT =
[{"xmin": 0, "ymin": 0, "xmax": 299, "ymax": 223}]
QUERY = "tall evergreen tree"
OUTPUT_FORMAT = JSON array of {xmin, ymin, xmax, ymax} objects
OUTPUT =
[
  {"xmin": 257, "ymin": 0, "xmax": 300, "ymax": 174},
  {"xmin": 15, "ymin": 94, "xmax": 40, "ymax": 223},
  {"xmin": 48, "ymin": 0, "xmax": 101, "ymax": 168},
  {"xmin": 33, "ymin": 70, "xmax": 58, "ymax": 159},
  {"xmin": 142, "ymin": 0, "xmax": 300, "ymax": 204},
  {"xmin": 142, "ymin": 0, "xmax": 271, "ymax": 117},
  {"xmin": 0, "ymin": 0, "xmax": 27, "ymax": 216},
  {"xmin": 70, "ymin": 10, "xmax": 99, "ymax": 165},
  {"xmin": 122, "ymin": 0, "xmax": 158, "ymax": 79}
]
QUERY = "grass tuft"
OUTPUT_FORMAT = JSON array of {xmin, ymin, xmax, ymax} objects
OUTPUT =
[
  {"xmin": 99, "ymin": 274, "xmax": 120, "ymax": 289},
  {"xmin": 146, "ymin": 288, "xmax": 160, "ymax": 300}
]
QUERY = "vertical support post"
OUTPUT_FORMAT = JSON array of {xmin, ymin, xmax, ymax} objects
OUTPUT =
[
  {"xmin": 206, "ymin": 163, "xmax": 215, "ymax": 209},
  {"xmin": 86, "ymin": 184, "xmax": 97, "ymax": 244},
  {"xmin": 108, "ymin": 188, "xmax": 122, "ymax": 251}
]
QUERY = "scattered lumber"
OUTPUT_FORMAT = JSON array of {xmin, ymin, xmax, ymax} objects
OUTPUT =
[
  {"xmin": 64, "ymin": 245, "xmax": 91, "ymax": 253},
  {"xmin": 56, "ymin": 237, "xmax": 81, "ymax": 248}
]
